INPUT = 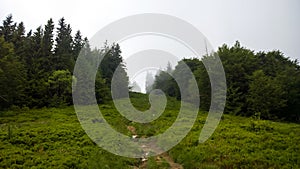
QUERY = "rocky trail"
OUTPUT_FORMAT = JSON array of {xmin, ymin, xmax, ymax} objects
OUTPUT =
[{"xmin": 127, "ymin": 126, "xmax": 183, "ymax": 169}]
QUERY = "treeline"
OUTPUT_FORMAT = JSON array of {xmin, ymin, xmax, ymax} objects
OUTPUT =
[
  {"xmin": 0, "ymin": 15, "xmax": 128, "ymax": 110},
  {"xmin": 152, "ymin": 41, "xmax": 300, "ymax": 122},
  {"xmin": 1, "ymin": 15, "xmax": 299, "ymax": 123}
]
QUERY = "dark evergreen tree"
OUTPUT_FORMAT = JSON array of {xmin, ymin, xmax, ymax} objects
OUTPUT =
[
  {"xmin": 0, "ymin": 36, "xmax": 26, "ymax": 109},
  {"xmin": 193, "ymin": 60, "xmax": 211, "ymax": 111},
  {"xmin": 12, "ymin": 22, "xmax": 26, "ymax": 57},
  {"xmin": 218, "ymin": 41, "xmax": 258, "ymax": 115},
  {"xmin": 100, "ymin": 43, "xmax": 124, "ymax": 87},
  {"xmin": 73, "ymin": 30, "xmax": 83, "ymax": 61},
  {"xmin": 54, "ymin": 18, "xmax": 73, "ymax": 71},
  {"xmin": 0, "ymin": 14, "xmax": 16, "ymax": 42},
  {"xmin": 73, "ymin": 39, "xmax": 110, "ymax": 104},
  {"xmin": 41, "ymin": 18, "xmax": 54, "ymax": 72},
  {"xmin": 0, "ymin": 14, "xmax": 299, "ymax": 122}
]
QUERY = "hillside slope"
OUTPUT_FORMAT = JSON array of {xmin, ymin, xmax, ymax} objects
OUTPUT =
[{"xmin": 0, "ymin": 94, "xmax": 299, "ymax": 168}]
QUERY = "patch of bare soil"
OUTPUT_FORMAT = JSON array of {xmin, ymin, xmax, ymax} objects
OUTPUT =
[{"xmin": 128, "ymin": 125, "xmax": 183, "ymax": 169}]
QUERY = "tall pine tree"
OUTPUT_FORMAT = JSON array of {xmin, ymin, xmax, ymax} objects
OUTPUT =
[{"xmin": 54, "ymin": 18, "xmax": 73, "ymax": 71}]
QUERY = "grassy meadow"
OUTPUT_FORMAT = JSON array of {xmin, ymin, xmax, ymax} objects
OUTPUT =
[{"xmin": 0, "ymin": 93, "xmax": 299, "ymax": 168}]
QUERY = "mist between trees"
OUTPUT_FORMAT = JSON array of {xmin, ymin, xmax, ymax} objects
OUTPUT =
[{"xmin": 0, "ymin": 15, "xmax": 299, "ymax": 123}]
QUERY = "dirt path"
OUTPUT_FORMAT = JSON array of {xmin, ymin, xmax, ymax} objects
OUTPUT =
[{"xmin": 127, "ymin": 125, "xmax": 183, "ymax": 169}]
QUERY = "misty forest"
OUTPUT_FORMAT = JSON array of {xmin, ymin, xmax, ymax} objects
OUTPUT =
[{"xmin": 0, "ymin": 15, "xmax": 299, "ymax": 168}]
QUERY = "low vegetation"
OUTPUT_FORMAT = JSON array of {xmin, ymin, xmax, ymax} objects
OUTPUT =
[{"xmin": 0, "ymin": 94, "xmax": 299, "ymax": 168}]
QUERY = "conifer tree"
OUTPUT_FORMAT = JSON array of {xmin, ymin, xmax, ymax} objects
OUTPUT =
[{"xmin": 54, "ymin": 18, "xmax": 73, "ymax": 70}]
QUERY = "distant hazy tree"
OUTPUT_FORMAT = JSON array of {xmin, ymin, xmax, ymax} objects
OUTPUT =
[
  {"xmin": 145, "ymin": 71, "xmax": 154, "ymax": 94},
  {"xmin": 111, "ymin": 65, "xmax": 129, "ymax": 99},
  {"xmin": 153, "ymin": 70, "xmax": 178, "ymax": 98},
  {"xmin": 166, "ymin": 61, "xmax": 173, "ymax": 73},
  {"xmin": 173, "ymin": 60, "xmax": 193, "ymax": 101},
  {"xmin": 130, "ymin": 81, "xmax": 141, "ymax": 93}
]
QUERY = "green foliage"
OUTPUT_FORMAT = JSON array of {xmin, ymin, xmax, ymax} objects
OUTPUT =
[
  {"xmin": 169, "ymin": 113, "xmax": 300, "ymax": 169},
  {"xmin": 0, "ymin": 106, "xmax": 136, "ymax": 168},
  {"xmin": 0, "ymin": 36, "xmax": 26, "ymax": 109},
  {"xmin": 173, "ymin": 60, "xmax": 194, "ymax": 101},
  {"xmin": 100, "ymin": 43, "xmax": 127, "ymax": 89},
  {"xmin": 217, "ymin": 42, "xmax": 299, "ymax": 121},
  {"xmin": 218, "ymin": 41, "xmax": 258, "ymax": 115},
  {"xmin": 153, "ymin": 70, "xmax": 178, "ymax": 98},
  {"xmin": 46, "ymin": 70, "xmax": 73, "ymax": 107},
  {"xmin": 0, "ymin": 14, "xmax": 299, "ymax": 168},
  {"xmin": 88, "ymin": 149, "xmax": 138, "ymax": 169},
  {"xmin": 247, "ymin": 70, "xmax": 286, "ymax": 119},
  {"xmin": 0, "ymin": 15, "xmax": 129, "ymax": 109},
  {"xmin": 152, "ymin": 41, "xmax": 300, "ymax": 122},
  {"xmin": 1, "ymin": 14, "xmax": 299, "ymax": 122},
  {"xmin": 247, "ymin": 118, "xmax": 273, "ymax": 132},
  {"xmin": 54, "ymin": 17, "xmax": 74, "ymax": 71},
  {"xmin": 146, "ymin": 157, "xmax": 170, "ymax": 169},
  {"xmin": 41, "ymin": 19, "xmax": 54, "ymax": 58},
  {"xmin": 72, "ymin": 30, "xmax": 84, "ymax": 60},
  {"xmin": 0, "ymin": 14, "xmax": 16, "ymax": 42},
  {"xmin": 111, "ymin": 64, "xmax": 129, "ymax": 99},
  {"xmin": 193, "ymin": 60, "xmax": 211, "ymax": 111},
  {"xmin": 0, "ymin": 96, "xmax": 299, "ymax": 168}
]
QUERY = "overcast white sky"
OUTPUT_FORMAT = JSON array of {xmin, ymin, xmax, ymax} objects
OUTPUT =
[{"xmin": 1, "ymin": 0, "xmax": 299, "ymax": 60}]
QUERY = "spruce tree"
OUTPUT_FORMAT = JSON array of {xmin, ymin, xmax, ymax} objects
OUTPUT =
[
  {"xmin": 54, "ymin": 18, "xmax": 73, "ymax": 71},
  {"xmin": 41, "ymin": 18, "xmax": 54, "ymax": 72},
  {"xmin": 0, "ymin": 14, "xmax": 16, "ymax": 42}
]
